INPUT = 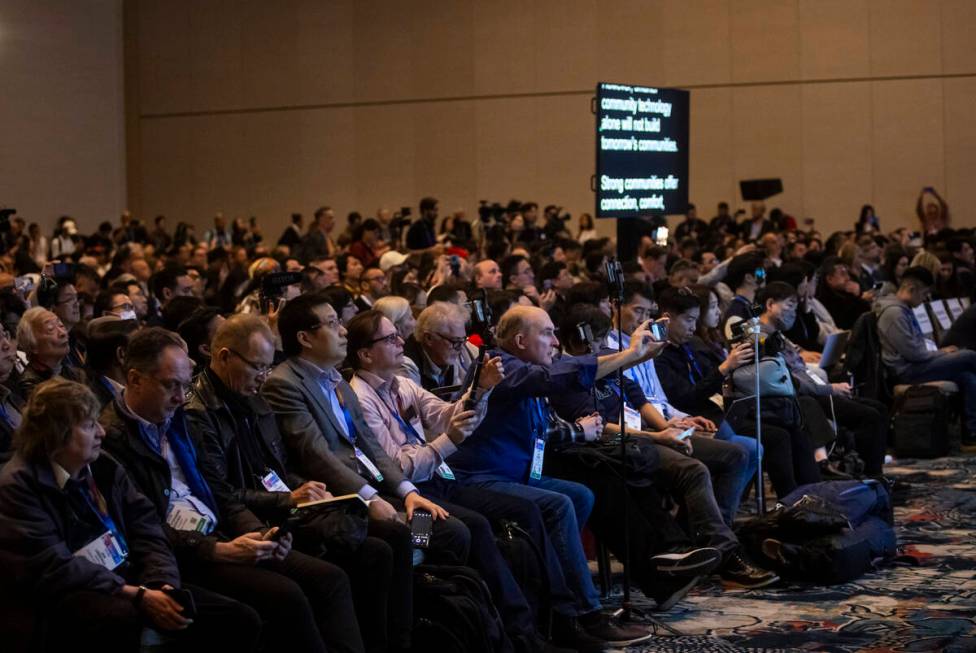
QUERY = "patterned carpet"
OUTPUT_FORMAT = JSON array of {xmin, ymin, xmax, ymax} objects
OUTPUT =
[{"xmin": 602, "ymin": 454, "xmax": 976, "ymax": 653}]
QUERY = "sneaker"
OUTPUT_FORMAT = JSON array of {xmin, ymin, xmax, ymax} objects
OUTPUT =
[
  {"xmin": 578, "ymin": 611, "xmax": 653, "ymax": 646},
  {"xmin": 651, "ymin": 546, "xmax": 723, "ymax": 577},
  {"xmin": 720, "ymin": 549, "xmax": 780, "ymax": 589},
  {"xmin": 550, "ymin": 615, "xmax": 608, "ymax": 653},
  {"xmin": 650, "ymin": 573, "xmax": 704, "ymax": 611}
]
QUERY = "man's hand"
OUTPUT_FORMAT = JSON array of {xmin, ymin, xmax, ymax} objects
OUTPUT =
[
  {"xmin": 446, "ymin": 409, "xmax": 478, "ymax": 445},
  {"xmin": 719, "ymin": 342, "xmax": 754, "ymax": 375},
  {"xmin": 941, "ymin": 345, "xmax": 960, "ymax": 353},
  {"xmin": 405, "ymin": 492, "xmax": 449, "ymax": 521},
  {"xmin": 262, "ymin": 527, "xmax": 292, "ymax": 560},
  {"xmin": 799, "ymin": 350, "xmax": 822, "ymax": 365},
  {"xmin": 367, "ymin": 496, "xmax": 401, "ymax": 523},
  {"xmin": 669, "ymin": 415, "xmax": 715, "ymax": 432},
  {"xmin": 141, "ymin": 589, "xmax": 192, "ymax": 631},
  {"xmin": 477, "ymin": 356, "xmax": 505, "ymax": 390},
  {"xmin": 290, "ymin": 481, "xmax": 331, "ymax": 506},
  {"xmin": 213, "ymin": 531, "xmax": 279, "ymax": 564},
  {"xmin": 831, "ymin": 382, "xmax": 853, "ymax": 398},
  {"xmin": 576, "ymin": 412, "xmax": 604, "ymax": 442},
  {"xmin": 522, "ymin": 284, "xmax": 541, "ymax": 303},
  {"xmin": 538, "ymin": 289, "xmax": 558, "ymax": 312},
  {"xmin": 651, "ymin": 427, "xmax": 694, "ymax": 455}
]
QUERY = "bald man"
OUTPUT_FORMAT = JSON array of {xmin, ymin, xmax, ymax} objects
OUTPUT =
[
  {"xmin": 447, "ymin": 306, "xmax": 657, "ymax": 648},
  {"xmin": 473, "ymin": 260, "xmax": 503, "ymax": 290}
]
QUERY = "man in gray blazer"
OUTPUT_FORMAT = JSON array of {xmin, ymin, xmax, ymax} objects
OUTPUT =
[{"xmin": 263, "ymin": 290, "xmax": 470, "ymax": 652}]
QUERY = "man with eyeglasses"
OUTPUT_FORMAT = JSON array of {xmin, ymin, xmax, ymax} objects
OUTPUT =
[
  {"xmin": 264, "ymin": 291, "xmax": 457, "ymax": 652},
  {"xmin": 16, "ymin": 306, "xmax": 87, "ymax": 400},
  {"xmin": 401, "ymin": 302, "xmax": 469, "ymax": 393},
  {"xmin": 188, "ymin": 314, "xmax": 392, "ymax": 652},
  {"xmin": 102, "ymin": 327, "xmax": 362, "ymax": 653},
  {"xmin": 0, "ymin": 325, "xmax": 21, "ymax": 463},
  {"xmin": 354, "ymin": 265, "xmax": 389, "ymax": 312}
]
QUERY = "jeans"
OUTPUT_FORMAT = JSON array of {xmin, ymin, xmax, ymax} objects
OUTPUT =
[
  {"xmin": 687, "ymin": 433, "xmax": 749, "ymax": 526},
  {"xmin": 899, "ymin": 349, "xmax": 976, "ymax": 431},
  {"xmin": 714, "ymin": 421, "xmax": 762, "ymax": 523},
  {"xmin": 469, "ymin": 476, "xmax": 601, "ymax": 615},
  {"xmin": 654, "ymin": 444, "xmax": 739, "ymax": 555}
]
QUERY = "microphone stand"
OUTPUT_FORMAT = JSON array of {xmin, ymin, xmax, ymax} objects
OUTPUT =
[{"xmin": 752, "ymin": 317, "xmax": 765, "ymax": 515}]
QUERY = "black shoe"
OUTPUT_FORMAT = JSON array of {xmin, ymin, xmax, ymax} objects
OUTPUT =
[
  {"xmin": 578, "ymin": 611, "xmax": 653, "ymax": 646},
  {"xmin": 720, "ymin": 549, "xmax": 780, "ymax": 589},
  {"xmin": 650, "ymin": 573, "xmax": 704, "ymax": 611},
  {"xmin": 550, "ymin": 614, "xmax": 608, "ymax": 653},
  {"xmin": 819, "ymin": 459, "xmax": 853, "ymax": 480},
  {"xmin": 651, "ymin": 546, "xmax": 723, "ymax": 577}
]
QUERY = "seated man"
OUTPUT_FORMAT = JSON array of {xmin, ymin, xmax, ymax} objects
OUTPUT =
[
  {"xmin": 16, "ymin": 306, "xmax": 87, "ymax": 399},
  {"xmin": 347, "ymin": 309, "xmax": 562, "ymax": 649},
  {"xmin": 554, "ymin": 306, "xmax": 776, "ymax": 591},
  {"xmin": 448, "ymin": 305, "xmax": 654, "ymax": 648},
  {"xmin": 0, "ymin": 378, "xmax": 261, "ymax": 651},
  {"xmin": 101, "ymin": 327, "xmax": 362, "ymax": 653},
  {"xmin": 186, "ymin": 314, "xmax": 397, "ymax": 653},
  {"xmin": 263, "ymin": 290, "xmax": 468, "ymax": 651},
  {"xmin": 719, "ymin": 252, "xmax": 767, "ymax": 339},
  {"xmin": 84, "ymin": 316, "xmax": 137, "ymax": 408},
  {"xmin": 876, "ymin": 266, "xmax": 976, "ymax": 438},
  {"xmin": 0, "ymin": 326, "xmax": 22, "ymax": 464},
  {"xmin": 400, "ymin": 302, "xmax": 472, "ymax": 393},
  {"xmin": 816, "ymin": 256, "xmax": 871, "ymax": 330},
  {"xmin": 757, "ymin": 282, "xmax": 887, "ymax": 478}
]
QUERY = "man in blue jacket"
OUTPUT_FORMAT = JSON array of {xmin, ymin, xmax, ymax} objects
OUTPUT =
[{"xmin": 450, "ymin": 305, "xmax": 657, "ymax": 648}]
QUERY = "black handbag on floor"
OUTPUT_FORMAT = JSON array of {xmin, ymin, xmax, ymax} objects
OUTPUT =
[{"xmin": 892, "ymin": 385, "xmax": 950, "ymax": 458}]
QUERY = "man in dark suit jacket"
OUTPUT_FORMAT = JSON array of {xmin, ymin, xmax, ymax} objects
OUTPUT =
[{"xmin": 263, "ymin": 291, "xmax": 471, "ymax": 651}]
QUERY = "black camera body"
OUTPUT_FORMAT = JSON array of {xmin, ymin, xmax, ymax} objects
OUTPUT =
[{"xmin": 259, "ymin": 271, "xmax": 302, "ymax": 312}]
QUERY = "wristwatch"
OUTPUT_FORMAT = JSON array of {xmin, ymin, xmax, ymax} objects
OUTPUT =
[{"xmin": 134, "ymin": 585, "xmax": 149, "ymax": 606}]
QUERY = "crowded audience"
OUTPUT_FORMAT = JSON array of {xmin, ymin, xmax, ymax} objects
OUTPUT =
[{"xmin": 0, "ymin": 192, "xmax": 973, "ymax": 652}]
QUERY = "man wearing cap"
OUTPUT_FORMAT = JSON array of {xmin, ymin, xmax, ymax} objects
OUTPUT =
[
  {"xmin": 378, "ymin": 251, "xmax": 409, "ymax": 276},
  {"xmin": 85, "ymin": 316, "xmax": 139, "ymax": 408}
]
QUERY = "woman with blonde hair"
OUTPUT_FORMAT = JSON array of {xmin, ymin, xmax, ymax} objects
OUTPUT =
[{"xmin": 374, "ymin": 295, "xmax": 416, "ymax": 340}]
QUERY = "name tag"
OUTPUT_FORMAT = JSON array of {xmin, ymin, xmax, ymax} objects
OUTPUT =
[
  {"xmin": 709, "ymin": 394, "xmax": 724, "ymax": 409},
  {"xmin": 261, "ymin": 470, "xmax": 291, "ymax": 493},
  {"xmin": 74, "ymin": 530, "xmax": 127, "ymax": 570},
  {"xmin": 166, "ymin": 502, "xmax": 214, "ymax": 534},
  {"xmin": 436, "ymin": 462, "xmax": 456, "ymax": 480},
  {"xmin": 623, "ymin": 405, "xmax": 642, "ymax": 432},
  {"xmin": 529, "ymin": 438, "xmax": 546, "ymax": 481},
  {"xmin": 355, "ymin": 447, "xmax": 384, "ymax": 482},
  {"xmin": 805, "ymin": 369, "xmax": 828, "ymax": 386},
  {"xmin": 924, "ymin": 338, "xmax": 938, "ymax": 352}
]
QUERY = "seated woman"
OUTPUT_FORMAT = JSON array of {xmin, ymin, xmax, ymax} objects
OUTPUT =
[
  {"xmin": 654, "ymin": 287, "xmax": 822, "ymax": 498},
  {"xmin": 0, "ymin": 378, "xmax": 260, "ymax": 651}
]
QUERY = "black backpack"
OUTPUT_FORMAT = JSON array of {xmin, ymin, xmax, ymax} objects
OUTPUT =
[
  {"xmin": 892, "ymin": 384, "xmax": 950, "ymax": 458},
  {"xmin": 411, "ymin": 565, "xmax": 511, "ymax": 653},
  {"xmin": 494, "ymin": 519, "xmax": 551, "ymax": 634},
  {"xmin": 843, "ymin": 311, "xmax": 891, "ymax": 404}
]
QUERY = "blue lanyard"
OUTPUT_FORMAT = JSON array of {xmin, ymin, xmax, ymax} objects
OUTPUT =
[
  {"xmin": 533, "ymin": 399, "xmax": 549, "ymax": 441},
  {"xmin": 681, "ymin": 344, "xmax": 705, "ymax": 385},
  {"xmin": 334, "ymin": 390, "xmax": 358, "ymax": 445},
  {"xmin": 0, "ymin": 401, "xmax": 9, "ymax": 426},
  {"xmin": 384, "ymin": 393, "xmax": 426, "ymax": 446},
  {"xmin": 77, "ymin": 474, "xmax": 129, "ymax": 556}
]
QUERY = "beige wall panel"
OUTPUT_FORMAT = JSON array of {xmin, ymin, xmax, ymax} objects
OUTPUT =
[
  {"xmin": 659, "ymin": 0, "xmax": 732, "ymax": 87},
  {"xmin": 595, "ymin": 0, "xmax": 666, "ymax": 86},
  {"xmin": 183, "ymin": 1, "xmax": 245, "ymax": 113},
  {"xmin": 801, "ymin": 82, "xmax": 873, "ymax": 235},
  {"xmin": 472, "ymin": 1, "xmax": 538, "ymax": 96},
  {"xmin": 943, "ymin": 77, "xmax": 976, "ymax": 227},
  {"xmin": 533, "ymin": 95, "xmax": 598, "ymax": 219},
  {"xmin": 941, "ymin": 0, "xmax": 976, "ymax": 75},
  {"xmin": 688, "ymin": 88, "xmax": 736, "ymax": 215},
  {"xmin": 295, "ymin": 109, "xmax": 359, "ymax": 218},
  {"xmin": 187, "ymin": 114, "xmax": 251, "ymax": 220},
  {"xmin": 412, "ymin": 101, "xmax": 478, "ymax": 217},
  {"xmin": 409, "ymin": 3, "xmax": 477, "ymax": 100},
  {"xmin": 729, "ymin": 0, "xmax": 800, "ymax": 83},
  {"xmin": 354, "ymin": 104, "xmax": 417, "ymax": 212},
  {"xmin": 474, "ymin": 97, "xmax": 540, "ymax": 204},
  {"xmin": 352, "ymin": 2, "xmax": 417, "ymax": 103},
  {"xmin": 798, "ymin": 0, "xmax": 870, "ymax": 80},
  {"xmin": 871, "ymin": 79, "xmax": 944, "ymax": 231},
  {"xmin": 731, "ymin": 85, "xmax": 805, "ymax": 218},
  {"xmin": 139, "ymin": 118, "xmax": 202, "ymax": 224},
  {"xmin": 532, "ymin": 0, "xmax": 599, "ymax": 91},
  {"xmin": 137, "ymin": 1, "xmax": 192, "ymax": 115},
  {"xmin": 868, "ymin": 0, "xmax": 941, "ymax": 78}
]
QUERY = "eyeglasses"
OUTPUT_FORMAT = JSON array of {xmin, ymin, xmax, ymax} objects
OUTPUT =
[
  {"xmin": 306, "ymin": 317, "xmax": 340, "ymax": 332},
  {"xmin": 430, "ymin": 332, "xmax": 466, "ymax": 350},
  {"xmin": 228, "ymin": 348, "xmax": 273, "ymax": 378},
  {"xmin": 367, "ymin": 332, "xmax": 400, "ymax": 346},
  {"xmin": 110, "ymin": 302, "xmax": 135, "ymax": 313}
]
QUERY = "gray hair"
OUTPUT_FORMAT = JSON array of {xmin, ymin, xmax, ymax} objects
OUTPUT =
[
  {"xmin": 373, "ymin": 296, "xmax": 411, "ymax": 326},
  {"xmin": 16, "ymin": 307, "xmax": 56, "ymax": 355},
  {"xmin": 415, "ymin": 302, "xmax": 465, "ymax": 341}
]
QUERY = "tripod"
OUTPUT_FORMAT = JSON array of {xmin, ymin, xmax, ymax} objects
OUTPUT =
[{"xmin": 604, "ymin": 259, "xmax": 683, "ymax": 636}]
